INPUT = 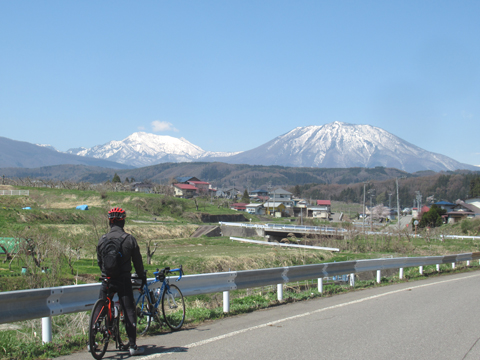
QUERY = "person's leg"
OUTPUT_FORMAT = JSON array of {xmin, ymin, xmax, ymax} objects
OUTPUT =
[
  {"xmin": 116, "ymin": 276, "xmax": 145, "ymax": 355},
  {"xmin": 116, "ymin": 278, "xmax": 137, "ymax": 347}
]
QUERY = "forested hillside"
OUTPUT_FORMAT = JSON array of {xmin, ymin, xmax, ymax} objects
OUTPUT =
[{"xmin": 2, "ymin": 162, "xmax": 480, "ymax": 208}]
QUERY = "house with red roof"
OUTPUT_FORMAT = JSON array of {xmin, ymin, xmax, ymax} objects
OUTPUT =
[
  {"xmin": 188, "ymin": 180, "xmax": 211, "ymax": 195},
  {"xmin": 173, "ymin": 183, "xmax": 198, "ymax": 199},
  {"xmin": 230, "ymin": 203, "xmax": 248, "ymax": 212}
]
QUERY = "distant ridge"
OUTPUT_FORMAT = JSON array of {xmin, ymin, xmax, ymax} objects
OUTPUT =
[{"xmin": 0, "ymin": 136, "xmax": 131, "ymax": 169}]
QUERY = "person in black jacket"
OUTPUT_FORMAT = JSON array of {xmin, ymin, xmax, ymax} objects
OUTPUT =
[{"xmin": 96, "ymin": 207, "xmax": 146, "ymax": 356}]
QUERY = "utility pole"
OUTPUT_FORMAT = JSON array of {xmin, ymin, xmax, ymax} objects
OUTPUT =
[
  {"xmin": 368, "ymin": 189, "xmax": 375, "ymax": 232},
  {"xmin": 363, "ymin": 182, "xmax": 367, "ymax": 234},
  {"xmin": 396, "ymin": 178, "xmax": 401, "ymax": 233}
]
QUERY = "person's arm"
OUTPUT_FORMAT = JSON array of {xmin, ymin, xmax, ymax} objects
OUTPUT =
[
  {"xmin": 130, "ymin": 236, "xmax": 145, "ymax": 281},
  {"xmin": 96, "ymin": 241, "xmax": 103, "ymax": 270}
]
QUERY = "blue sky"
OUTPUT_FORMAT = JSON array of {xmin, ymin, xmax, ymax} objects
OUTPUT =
[{"xmin": 1, "ymin": 1, "xmax": 479, "ymax": 165}]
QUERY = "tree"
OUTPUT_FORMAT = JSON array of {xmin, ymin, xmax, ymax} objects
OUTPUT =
[
  {"xmin": 371, "ymin": 204, "xmax": 390, "ymax": 221},
  {"xmin": 112, "ymin": 173, "xmax": 121, "ymax": 183},
  {"xmin": 294, "ymin": 185, "xmax": 301, "ymax": 197},
  {"xmin": 241, "ymin": 189, "xmax": 250, "ymax": 203},
  {"xmin": 418, "ymin": 204, "xmax": 446, "ymax": 228}
]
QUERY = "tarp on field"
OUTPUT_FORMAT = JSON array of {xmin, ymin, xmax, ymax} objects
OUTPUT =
[
  {"xmin": 76, "ymin": 205, "xmax": 89, "ymax": 210},
  {"xmin": 0, "ymin": 238, "xmax": 19, "ymax": 254}
]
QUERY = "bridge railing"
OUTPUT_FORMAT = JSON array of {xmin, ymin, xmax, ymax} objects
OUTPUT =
[
  {"xmin": 1, "ymin": 252, "xmax": 479, "ymax": 343},
  {"xmin": 219, "ymin": 222, "xmax": 346, "ymax": 233}
]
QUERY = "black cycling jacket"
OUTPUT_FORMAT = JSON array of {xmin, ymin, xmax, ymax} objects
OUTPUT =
[{"xmin": 97, "ymin": 224, "xmax": 145, "ymax": 278}]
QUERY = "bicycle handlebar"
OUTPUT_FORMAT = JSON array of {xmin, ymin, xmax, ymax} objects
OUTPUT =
[{"xmin": 153, "ymin": 265, "xmax": 183, "ymax": 281}]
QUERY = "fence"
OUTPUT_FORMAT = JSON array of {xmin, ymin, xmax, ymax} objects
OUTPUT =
[
  {"xmin": 1, "ymin": 252, "xmax": 479, "ymax": 344},
  {"xmin": 0, "ymin": 190, "xmax": 29, "ymax": 196}
]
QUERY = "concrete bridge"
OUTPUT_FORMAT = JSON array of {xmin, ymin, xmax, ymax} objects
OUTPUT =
[{"xmin": 219, "ymin": 222, "xmax": 346, "ymax": 242}]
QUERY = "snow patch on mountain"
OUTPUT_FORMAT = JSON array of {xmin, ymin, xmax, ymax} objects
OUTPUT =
[
  {"xmin": 67, "ymin": 132, "xmax": 239, "ymax": 167},
  {"xmin": 211, "ymin": 122, "xmax": 476, "ymax": 172}
]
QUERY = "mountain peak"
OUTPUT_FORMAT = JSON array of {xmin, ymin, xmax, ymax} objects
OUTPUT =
[{"xmin": 67, "ymin": 123, "xmax": 476, "ymax": 172}]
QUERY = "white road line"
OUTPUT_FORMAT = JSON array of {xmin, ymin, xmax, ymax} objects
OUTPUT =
[{"xmin": 139, "ymin": 273, "xmax": 480, "ymax": 359}]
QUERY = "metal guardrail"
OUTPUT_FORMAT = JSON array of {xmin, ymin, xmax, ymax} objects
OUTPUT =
[
  {"xmin": 0, "ymin": 190, "xmax": 29, "ymax": 196},
  {"xmin": 2, "ymin": 252, "xmax": 479, "ymax": 328},
  {"xmin": 441, "ymin": 235, "xmax": 480, "ymax": 240},
  {"xmin": 230, "ymin": 237, "xmax": 340, "ymax": 252}
]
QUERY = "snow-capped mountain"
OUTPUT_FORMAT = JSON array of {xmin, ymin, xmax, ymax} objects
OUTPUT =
[
  {"xmin": 206, "ymin": 122, "xmax": 477, "ymax": 172},
  {"xmin": 67, "ymin": 132, "xmax": 238, "ymax": 168},
  {"xmin": 36, "ymin": 144, "xmax": 58, "ymax": 151},
  {"xmin": 66, "ymin": 123, "xmax": 476, "ymax": 172}
]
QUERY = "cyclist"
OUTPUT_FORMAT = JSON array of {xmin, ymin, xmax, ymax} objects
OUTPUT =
[{"xmin": 96, "ymin": 207, "xmax": 146, "ymax": 356}]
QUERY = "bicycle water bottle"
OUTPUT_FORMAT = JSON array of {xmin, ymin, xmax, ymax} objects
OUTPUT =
[
  {"xmin": 154, "ymin": 288, "xmax": 161, "ymax": 303},
  {"xmin": 114, "ymin": 301, "xmax": 120, "ymax": 318}
]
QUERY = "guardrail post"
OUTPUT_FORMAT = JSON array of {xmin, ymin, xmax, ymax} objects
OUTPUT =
[
  {"xmin": 42, "ymin": 316, "xmax": 52, "ymax": 344},
  {"xmin": 419, "ymin": 266, "xmax": 423, "ymax": 275},
  {"xmin": 436, "ymin": 264, "xmax": 440, "ymax": 272},
  {"xmin": 223, "ymin": 291, "xmax": 230, "ymax": 313},
  {"xmin": 376, "ymin": 270, "xmax": 381, "ymax": 283},
  {"xmin": 399, "ymin": 268, "xmax": 404, "ymax": 279},
  {"xmin": 452, "ymin": 262, "xmax": 456, "ymax": 269},
  {"xmin": 277, "ymin": 284, "xmax": 283, "ymax": 301},
  {"xmin": 467, "ymin": 260, "xmax": 470, "ymax": 266},
  {"xmin": 349, "ymin": 273, "xmax": 355, "ymax": 287},
  {"xmin": 318, "ymin": 278, "xmax": 323, "ymax": 294}
]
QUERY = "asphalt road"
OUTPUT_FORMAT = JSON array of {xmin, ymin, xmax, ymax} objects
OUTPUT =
[{"xmin": 58, "ymin": 270, "xmax": 480, "ymax": 360}]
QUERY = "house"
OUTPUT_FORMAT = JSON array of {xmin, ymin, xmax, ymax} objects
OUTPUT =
[
  {"xmin": 220, "ymin": 187, "xmax": 242, "ymax": 199},
  {"xmin": 174, "ymin": 176, "xmax": 200, "ymax": 184},
  {"xmin": 250, "ymin": 189, "xmax": 269, "ymax": 198},
  {"xmin": 131, "ymin": 182, "xmax": 155, "ymax": 193},
  {"xmin": 246, "ymin": 203, "xmax": 265, "ymax": 215},
  {"xmin": 293, "ymin": 198, "xmax": 308, "ymax": 207},
  {"xmin": 303, "ymin": 200, "xmax": 332, "ymax": 219},
  {"xmin": 465, "ymin": 197, "xmax": 480, "ymax": 212},
  {"xmin": 434, "ymin": 201, "xmax": 456, "ymax": 213},
  {"xmin": 308, "ymin": 206, "xmax": 330, "ymax": 219},
  {"xmin": 269, "ymin": 188, "xmax": 294, "ymax": 215},
  {"xmin": 173, "ymin": 183, "xmax": 198, "ymax": 198},
  {"xmin": 188, "ymin": 180, "xmax": 211, "ymax": 195},
  {"xmin": 387, "ymin": 209, "xmax": 397, "ymax": 221},
  {"xmin": 230, "ymin": 203, "xmax": 247, "ymax": 211},
  {"xmin": 412, "ymin": 205, "xmax": 430, "ymax": 219},
  {"xmin": 443, "ymin": 200, "xmax": 480, "ymax": 224},
  {"xmin": 268, "ymin": 188, "xmax": 294, "ymax": 206},
  {"xmin": 316, "ymin": 200, "xmax": 331, "ymax": 212},
  {"xmin": 263, "ymin": 201, "xmax": 286, "ymax": 217}
]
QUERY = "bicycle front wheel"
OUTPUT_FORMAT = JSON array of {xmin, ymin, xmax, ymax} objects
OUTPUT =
[
  {"xmin": 136, "ymin": 293, "xmax": 152, "ymax": 336},
  {"xmin": 89, "ymin": 299, "xmax": 109, "ymax": 360},
  {"xmin": 161, "ymin": 284, "xmax": 185, "ymax": 331}
]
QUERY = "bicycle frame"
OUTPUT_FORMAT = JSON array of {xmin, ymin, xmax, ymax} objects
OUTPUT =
[{"xmin": 135, "ymin": 267, "xmax": 183, "ymax": 318}]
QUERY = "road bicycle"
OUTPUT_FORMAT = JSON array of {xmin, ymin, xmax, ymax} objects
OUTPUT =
[
  {"xmin": 89, "ymin": 277, "xmax": 127, "ymax": 360},
  {"xmin": 134, "ymin": 266, "xmax": 185, "ymax": 335}
]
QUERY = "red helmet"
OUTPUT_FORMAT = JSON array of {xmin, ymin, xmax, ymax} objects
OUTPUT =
[{"xmin": 108, "ymin": 207, "xmax": 126, "ymax": 220}]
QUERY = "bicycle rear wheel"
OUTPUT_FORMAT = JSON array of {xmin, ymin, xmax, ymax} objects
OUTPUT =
[
  {"xmin": 161, "ymin": 284, "xmax": 185, "ymax": 331},
  {"xmin": 136, "ymin": 293, "xmax": 152, "ymax": 335},
  {"xmin": 89, "ymin": 299, "xmax": 109, "ymax": 360}
]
